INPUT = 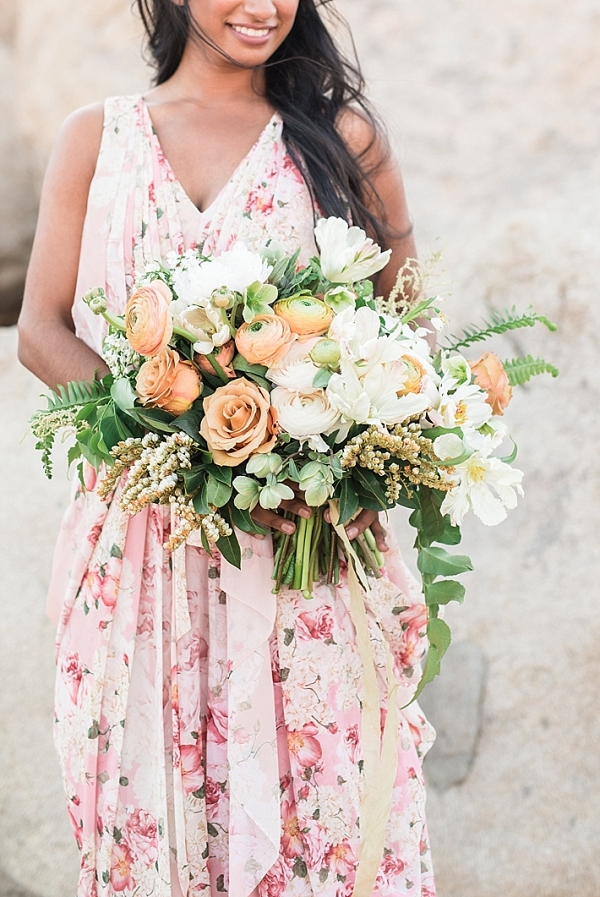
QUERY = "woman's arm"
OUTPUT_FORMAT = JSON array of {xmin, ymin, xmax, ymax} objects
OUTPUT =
[
  {"xmin": 17, "ymin": 103, "xmax": 109, "ymax": 389},
  {"xmin": 336, "ymin": 108, "xmax": 418, "ymax": 296}
]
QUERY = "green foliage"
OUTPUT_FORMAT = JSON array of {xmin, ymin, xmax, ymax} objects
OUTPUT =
[
  {"xmin": 43, "ymin": 377, "xmax": 111, "ymax": 411},
  {"xmin": 503, "ymin": 355, "xmax": 559, "ymax": 386},
  {"xmin": 444, "ymin": 305, "xmax": 557, "ymax": 352}
]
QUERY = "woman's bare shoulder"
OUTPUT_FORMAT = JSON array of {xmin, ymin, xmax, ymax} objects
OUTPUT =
[
  {"xmin": 336, "ymin": 106, "xmax": 391, "ymax": 166},
  {"xmin": 48, "ymin": 102, "xmax": 106, "ymax": 183}
]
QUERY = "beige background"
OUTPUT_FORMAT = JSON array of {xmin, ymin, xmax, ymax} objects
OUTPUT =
[{"xmin": 1, "ymin": 1, "xmax": 599, "ymax": 895}]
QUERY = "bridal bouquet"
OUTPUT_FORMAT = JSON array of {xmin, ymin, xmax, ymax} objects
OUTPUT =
[{"xmin": 31, "ymin": 217, "xmax": 557, "ymax": 694}]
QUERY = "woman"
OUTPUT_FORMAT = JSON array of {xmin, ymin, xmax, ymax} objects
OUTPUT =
[{"xmin": 18, "ymin": 2, "xmax": 436, "ymax": 896}]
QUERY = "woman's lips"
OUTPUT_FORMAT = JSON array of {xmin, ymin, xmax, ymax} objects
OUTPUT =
[{"xmin": 227, "ymin": 23, "xmax": 275, "ymax": 45}]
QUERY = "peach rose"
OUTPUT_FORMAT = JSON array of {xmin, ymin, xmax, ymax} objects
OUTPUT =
[
  {"xmin": 470, "ymin": 351, "xmax": 513, "ymax": 415},
  {"xmin": 235, "ymin": 314, "xmax": 295, "ymax": 367},
  {"xmin": 195, "ymin": 341, "xmax": 236, "ymax": 379},
  {"xmin": 200, "ymin": 377, "xmax": 278, "ymax": 466},
  {"xmin": 274, "ymin": 295, "xmax": 334, "ymax": 339},
  {"xmin": 136, "ymin": 347, "xmax": 201, "ymax": 414},
  {"xmin": 125, "ymin": 280, "xmax": 173, "ymax": 356}
]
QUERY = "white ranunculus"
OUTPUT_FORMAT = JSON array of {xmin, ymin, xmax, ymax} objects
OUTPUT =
[
  {"xmin": 270, "ymin": 387, "xmax": 343, "ymax": 452},
  {"xmin": 180, "ymin": 305, "xmax": 231, "ymax": 355},
  {"xmin": 171, "ymin": 243, "xmax": 272, "ymax": 307},
  {"xmin": 440, "ymin": 453, "xmax": 524, "ymax": 526},
  {"xmin": 267, "ymin": 339, "xmax": 320, "ymax": 389},
  {"xmin": 314, "ymin": 217, "xmax": 391, "ymax": 283}
]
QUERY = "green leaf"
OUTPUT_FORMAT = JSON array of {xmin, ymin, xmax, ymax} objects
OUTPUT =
[
  {"xmin": 207, "ymin": 474, "xmax": 232, "ymax": 508},
  {"xmin": 232, "ymin": 355, "xmax": 270, "ymax": 387},
  {"xmin": 499, "ymin": 439, "xmax": 518, "ymax": 465},
  {"xmin": 436, "ymin": 514, "xmax": 462, "ymax": 546},
  {"xmin": 352, "ymin": 467, "xmax": 389, "ymax": 510},
  {"xmin": 312, "ymin": 368, "xmax": 333, "ymax": 388},
  {"xmin": 503, "ymin": 355, "xmax": 559, "ymax": 386},
  {"xmin": 67, "ymin": 444, "xmax": 82, "ymax": 467},
  {"xmin": 193, "ymin": 485, "xmax": 210, "ymax": 516},
  {"xmin": 111, "ymin": 378, "xmax": 137, "ymax": 412},
  {"xmin": 424, "ymin": 579, "xmax": 466, "ymax": 606},
  {"xmin": 417, "ymin": 546, "xmax": 473, "ymax": 578},
  {"xmin": 410, "ymin": 618, "xmax": 452, "ymax": 702},
  {"xmin": 338, "ymin": 478, "xmax": 359, "ymax": 525},
  {"xmin": 444, "ymin": 305, "xmax": 557, "ymax": 352},
  {"xmin": 42, "ymin": 376, "xmax": 111, "ymax": 412},
  {"xmin": 205, "ymin": 464, "xmax": 233, "ymax": 487},
  {"xmin": 415, "ymin": 490, "xmax": 445, "ymax": 545},
  {"xmin": 216, "ymin": 527, "xmax": 242, "ymax": 570},
  {"xmin": 130, "ymin": 407, "xmax": 177, "ymax": 433},
  {"xmin": 173, "ymin": 404, "xmax": 203, "ymax": 442},
  {"xmin": 183, "ymin": 465, "xmax": 206, "ymax": 494},
  {"xmin": 231, "ymin": 505, "xmax": 270, "ymax": 536}
]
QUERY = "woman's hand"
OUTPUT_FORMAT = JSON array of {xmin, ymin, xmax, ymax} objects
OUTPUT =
[{"xmin": 251, "ymin": 488, "xmax": 389, "ymax": 553}]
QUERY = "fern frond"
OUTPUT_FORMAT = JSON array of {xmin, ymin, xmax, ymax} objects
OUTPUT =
[
  {"xmin": 44, "ymin": 378, "xmax": 110, "ymax": 411},
  {"xmin": 503, "ymin": 355, "xmax": 559, "ymax": 387},
  {"xmin": 444, "ymin": 306, "xmax": 557, "ymax": 352}
]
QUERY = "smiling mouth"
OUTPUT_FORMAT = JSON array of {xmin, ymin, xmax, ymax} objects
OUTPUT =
[{"xmin": 228, "ymin": 24, "xmax": 274, "ymax": 38}]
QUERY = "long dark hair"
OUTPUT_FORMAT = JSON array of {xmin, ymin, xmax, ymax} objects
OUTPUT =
[{"xmin": 135, "ymin": 0, "xmax": 389, "ymax": 245}]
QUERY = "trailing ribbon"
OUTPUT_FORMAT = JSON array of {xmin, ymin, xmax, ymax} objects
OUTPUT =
[{"xmin": 329, "ymin": 502, "xmax": 400, "ymax": 897}]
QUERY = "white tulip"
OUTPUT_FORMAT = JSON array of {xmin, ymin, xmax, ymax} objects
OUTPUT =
[
  {"xmin": 314, "ymin": 217, "xmax": 391, "ymax": 283},
  {"xmin": 327, "ymin": 360, "xmax": 431, "ymax": 426},
  {"xmin": 441, "ymin": 453, "xmax": 524, "ymax": 526}
]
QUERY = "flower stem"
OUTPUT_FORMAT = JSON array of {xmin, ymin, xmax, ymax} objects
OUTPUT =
[
  {"xmin": 356, "ymin": 533, "xmax": 383, "ymax": 579},
  {"xmin": 202, "ymin": 352, "xmax": 229, "ymax": 384},
  {"xmin": 173, "ymin": 324, "xmax": 202, "ymax": 344},
  {"xmin": 293, "ymin": 516, "xmax": 307, "ymax": 591},
  {"xmin": 301, "ymin": 513, "xmax": 315, "ymax": 598},
  {"xmin": 101, "ymin": 310, "xmax": 127, "ymax": 333}
]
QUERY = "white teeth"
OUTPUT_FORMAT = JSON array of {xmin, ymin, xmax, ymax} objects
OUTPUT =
[{"xmin": 231, "ymin": 25, "xmax": 270, "ymax": 37}]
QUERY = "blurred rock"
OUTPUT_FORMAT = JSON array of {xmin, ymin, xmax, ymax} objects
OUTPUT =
[
  {"xmin": 14, "ymin": 0, "xmax": 149, "ymax": 185},
  {"xmin": 0, "ymin": 42, "xmax": 36, "ymax": 325}
]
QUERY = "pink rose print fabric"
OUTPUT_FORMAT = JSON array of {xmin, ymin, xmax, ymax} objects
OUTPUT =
[{"xmin": 48, "ymin": 95, "xmax": 437, "ymax": 897}]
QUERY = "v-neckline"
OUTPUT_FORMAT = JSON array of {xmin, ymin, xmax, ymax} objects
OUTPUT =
[{"xmin": 140, "ymin": 97, "xmax": 279, "ymax": 219}]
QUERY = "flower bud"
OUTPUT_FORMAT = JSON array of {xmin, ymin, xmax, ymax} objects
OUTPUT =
[
  {"xmin": 83, "ymin": 288, "xmax": 108, "ymax": 315},
  {"xmin": 211, "ymin": 287, "xmax": 236, "ymax": 309},
  {"xmin": 309, "ymin": 339, "xmax": 341, "ymax": 368}
]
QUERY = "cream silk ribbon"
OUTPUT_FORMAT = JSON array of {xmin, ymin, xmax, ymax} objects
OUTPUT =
[
  {"xmin": 329, "ymin": 503, "xmax": 400, "ymax": 897},
  {"xmin": 176, "ymin": 523, "xmax": 280, "ymax": 897}
]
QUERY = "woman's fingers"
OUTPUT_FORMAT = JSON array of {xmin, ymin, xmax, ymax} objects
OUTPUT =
[
  {"xmin": 281, "ymin": 497, "xmax": 312, "ymax": 519},
  {"xmin": 251, "ymin": 507, "xmax": 296, "ymax": 535},
  {"xmin": 370, "ymin": 516, "xmax": 389, "ymax": 552},
  {"xmin": 345, "ymin": 509, "xmax": 377, "ymax": 541}
]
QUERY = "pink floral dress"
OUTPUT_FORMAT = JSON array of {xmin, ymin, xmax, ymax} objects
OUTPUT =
[{"xmin": 48, "ymin": 95, "xmax": 436, "ymax": 897}]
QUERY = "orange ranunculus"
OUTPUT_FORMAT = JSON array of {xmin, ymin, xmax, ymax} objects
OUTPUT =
[
  {"xmin": 200, "ymin": 377, "xmax": 278, "ymax": 466},
  {"xmin": 125, "ymin": 280, "xmax": 173, "ymax": 356},
  {"xmin": 470, "ymin": 351, "xmax": 513, "ymax": 415},
  {"xmin": 195, "ymin": 341, "xmax": 237, "ymax": 379},
  {"xmin": 136, "ymin": 347, "xmax": 201, "ymax": 414},
  {"xmin": 274, "ymin": 295, "xmax": 334, "ymax": 339},
  {"xmin": 235, "ymin": 315, "xmax": 295, "ymax": 368}
]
